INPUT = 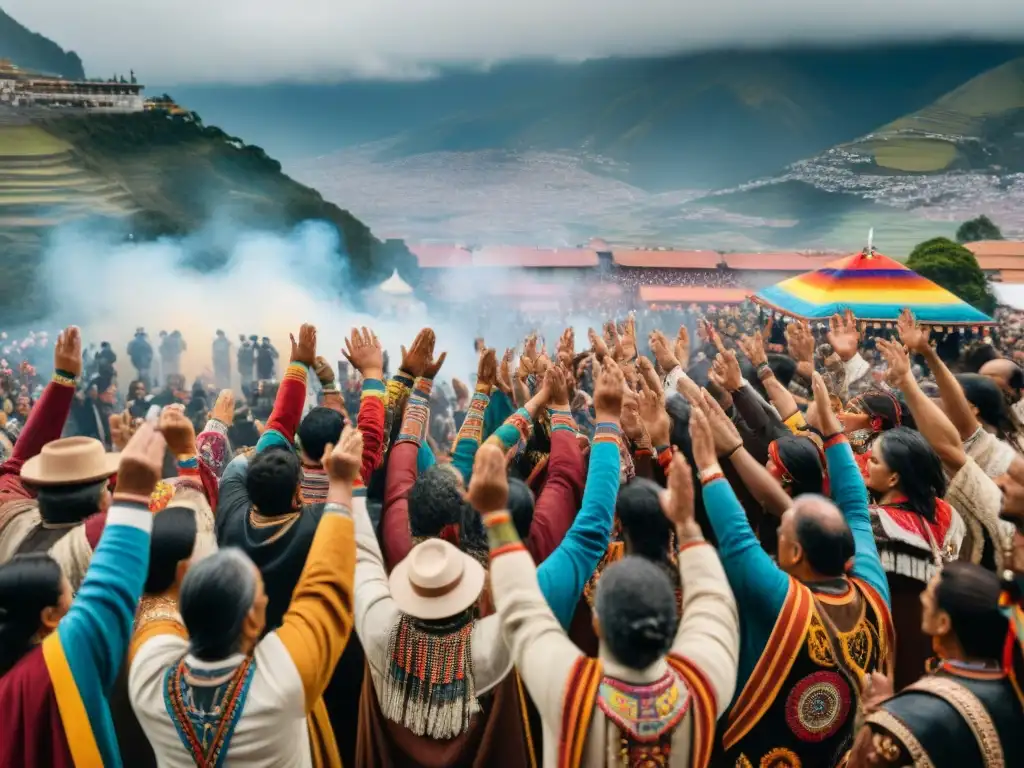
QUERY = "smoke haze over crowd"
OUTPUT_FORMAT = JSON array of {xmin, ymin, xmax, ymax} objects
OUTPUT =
[
  {"xmin": 34, "ymin": 220, "xmax": 486, "ymax": 383},
  {"xmin": 10, "ymin": 0, "xmax": 1024, "ymax": 83}
]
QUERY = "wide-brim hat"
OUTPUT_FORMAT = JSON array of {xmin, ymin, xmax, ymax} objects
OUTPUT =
[
  {"xmin": 21, "ymin": 437, "xmax": 120, "ymax": 486},
  {"xmin": 389, "ymin": 538, "xmax": 485, "ymax": 621}
]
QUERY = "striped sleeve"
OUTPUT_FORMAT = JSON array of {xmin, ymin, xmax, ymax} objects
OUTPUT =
[{"xmin": 46, "ymin": 501, "xmax": 153, "ymax": 767}]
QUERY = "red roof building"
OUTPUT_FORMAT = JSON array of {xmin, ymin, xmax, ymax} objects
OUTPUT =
[
  {"xmin": 612, "ymin": 250, "xmax": 722, "ymax": 269},
  {"xmin": 722, "ymin": 253, "xmax": 837, "ymax": 271}
]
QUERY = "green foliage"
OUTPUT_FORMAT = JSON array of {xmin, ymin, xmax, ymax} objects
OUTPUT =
[
  {"xmin": 0, "ymin": 9, "xmax": 84, "ymax": 79},
  {"xmin": 37, "ymin": 111, "xmax": 417, "ymax": 287},
  {"xmin": 907, "ymin": 237, "xmax": 996, "ymax": 314},
  {"xmin": 955, "ymin": 215, "xmax": 1004, "ymax": 243}
]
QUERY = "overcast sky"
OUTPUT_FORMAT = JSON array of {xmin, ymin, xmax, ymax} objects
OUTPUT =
[{"xmin": 7, "ymin": 0, "xmax": 1024, "ymax": 84}]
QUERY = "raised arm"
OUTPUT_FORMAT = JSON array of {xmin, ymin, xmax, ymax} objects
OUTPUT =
[
  {"xmin": 802, "ymin": 369, "xmax": 890, "ymax": 604},
  {"xmin": 274, "ymin": 427, "xmax": 361, "ymax": 713},
  {"xmin": 661, "ymin": 452, "xmax": 740, "ymax": 718},
  {"xmin": 381, "ymin": 378, "xmax": 430, "ymax": 569},
  {"xmin": 526, "ymin": 367, "xmax": 585, "ymax": 564},
  {"xmin": 536, "ymin": 360, "xmax": 624, "ymax": 627},
  {"xmin": 51, "ymin": 424, "xmax": 165, "ymax": 704},
  {"xmin": 474, "ymin": 444, "xmax": 583, "ymax": 731},
  {"xmin": 340, "ymin": 327, "xmax": 388, "ymax": 484},
  {"xmin": 257, "ymin": 324, "xmax": 317, "ymax": 452},
  {"xmin": 0, "ymin": 327, "xmax": 80, "ymax": 498},
  {"xmin": 450, "ymin": 348, "xmax": 499, "ymax": 483},
  {"xmin": 691, "ymin": 405, "xmax": 790, "ymax": 620}
]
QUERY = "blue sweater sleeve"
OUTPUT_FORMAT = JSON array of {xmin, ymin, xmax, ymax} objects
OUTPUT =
[
  {"xmin": 53, "ymin": 501, "xmax": 152, "ymax": 768},
  {"xmin": 483, "ymin": 390, "xmax": 514, "ymax": 442},
  {"xmin": 826, "ymin": 438, "xmax": 891, "ymax": 605},
  {"xmin": 537, "ymin": 438, "xmax": 620, "ymax": 628},
  {"xmin": 702, "ymin": 479, "xmax": 789, "ymax": 623},
  {"xmin": 417, "ymin": 441, "xmax": 436, "ymax": 473}
]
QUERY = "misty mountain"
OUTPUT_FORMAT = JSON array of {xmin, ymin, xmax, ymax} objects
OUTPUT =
[
  {"xmin": 0, "ymin": 8, "xmax": 84, "ymax": 79},
  {"xmin": 163, "ymin": 41, "xmax": 1024, "ymax": 190},
  {"xmin": 0, "ymin": 113, "xmax": 413, "ymax": 322}
]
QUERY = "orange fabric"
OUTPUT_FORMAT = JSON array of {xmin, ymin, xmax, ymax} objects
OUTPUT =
[{"xmin": 667, "ymin": 654, "xmax": 718, "ymax": 768}]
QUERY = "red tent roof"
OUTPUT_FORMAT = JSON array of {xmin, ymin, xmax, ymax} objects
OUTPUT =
[
  {"xmin": 471, "ymin": 247, "xmax": 598, "ymax": 268},
  {"xmin": 612, "ymin": 250, "xmax": 722, "ymax": 269},
  {"xmin": 639, "ymin": 286, "xmax": 752, "ymax": 304},
  {"xmin": 408, "ymin": 244, "xmax": 473, "ymax": 268}
]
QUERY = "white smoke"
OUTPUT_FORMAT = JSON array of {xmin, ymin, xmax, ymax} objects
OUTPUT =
[{"xmin": 35, "ymin": 219, "xmax": 484, "ymax": 387}]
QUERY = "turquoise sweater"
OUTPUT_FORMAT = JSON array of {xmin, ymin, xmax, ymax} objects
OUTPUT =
[
  {"xmin": 701, "ymin": 437, "xmax": 889, "ymax": 694},
  {"xmin": 536, "ymin": 436, "xmax": 621, "ymax": 628},
  {"xmin": 1, "ymin": 502, "xmax": 153, "ymax": 767}
]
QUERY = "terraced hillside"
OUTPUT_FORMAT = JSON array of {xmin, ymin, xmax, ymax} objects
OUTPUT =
[
  {"xmin": 0, "ymin": 124, "xmax": 137, "ymax": 226},
  {"xmin": 0, "ymin": 112, "xmax": 415, "ymax": 323}
]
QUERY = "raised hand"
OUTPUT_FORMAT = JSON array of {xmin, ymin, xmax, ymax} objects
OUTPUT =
[
  {"xmin": 621, "ymin": 313, "xmax": 638, "ymax": 361},
  {"xmin": 468, "ymin": 443, "xmax": 509, "ymax": 514},
  {"xmin": 701, "ymin": 389, "xmax": 743, "ymax": 456},
  {"xmin": 423, "ymin": 345, "xmax": 447, "ymax": 380},
  {"xmin": 159, "ymin": 404, "xmax": 197, "ymax": 456},
  {"xmin": 290, "ymin": 324, "xmax": 317, "ymax": 366},
  {"xmin": 211, "ymin": 389, "xmax": 236, "ymax": 424},
  {"xmin": 738, "ymin": 331, "xmax": 768, "ymax": 367},
  {"xmin": 545, "ymin": 365, "xmax": 570, "ymax": 408},
  {"xmin": 496, "ymin": 348, "xmax": 514, "ymax": 396},
  {"xmin": 322, "ymin": 424, "xmax": 364, "ymax": 483},
  {"xmin": 557, "ymin": 328, "xmax": 575, "ymax": 366},
  {"xmin": 810, "ymin": 371, "xmax": 843, "ymax": 436},
  {"xmin": 636, "ymin": 356, "xmax": 664, "ymax": 398},
  {"xmin": 876, "ymin": 338, "xmax": 911, "ymax": 388},
  {"xmin": 785, "ymin": 319, "xmax": 815, "ymax": 364},
  {"xmin": 313, "ymin": 355, "xmax": 336, "ymax": 385},
  {"xmin": 342, "ymin": 326, "xmax": 384, "ymax": 380},
  {"xmin": 114, "ymin": 423, "xmax": 167, "ymax": 501},
  {"xmin": 588, "ymin": 327, "xmax": 610, "ymax": 361},
  {"xmin": 593, "ymin": 357, "xmax": 626, "ymax": 422},
  {"xmin": 452, "ymin": 378, "xmax": 470, "ymax": 405},
  {"xmin": 714, "ymin": 349, "xmax": 744, "ymax": 392},
  {"xmin": 674, "ymin": 326, "xmax": 691, "ymax": 369},
  {"xmin": 53, "ymin": 326, "xmax": 82, "ymax": 378},
  {"xmin": 649, "ymin": 330, "xmax": 680, "ymax": 374},
  {"xmin": 400, "ymin": 328, "xmax": 435, "ymax": 378},
  {"xmin": 620, "ymin": 389, "xmax": 644, "ymax": 441},
  {"xmin": 897, "ymin": 308, "xmax": 930, "ymax": 354},
  {"xmin": 660, "ymin": 451, "xmax": 700, "ymax": 541},
  {"xmin": 687, "ymin": 405, "xmax": 718, "ymax": 471},
  {"xmin": 827, "ymin": 310, "xmax": 860, "ymax": 362},
  {"xmin": 637, "ymin": 386, "xmax": 671, "ymax": 446},
  {"xmin": 109, "ymin": 410, "xmax": 136, "ymax": 452}
]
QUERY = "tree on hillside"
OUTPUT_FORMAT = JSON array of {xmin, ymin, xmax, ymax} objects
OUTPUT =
[
  {"xmin": 956, "ymin": 215, "xmax": 1003, "ymax": 244},
  {"xmin": 907, "ymin": 237, "xmax": 996, "ymax": 315}
]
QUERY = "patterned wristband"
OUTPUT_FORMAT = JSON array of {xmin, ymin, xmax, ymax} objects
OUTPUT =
[
  {"xmin": 483, "ymin": 511, "xmax": 525, "ymax": 558},
  {"xmin": 52, "ymin": 371, "xmax": 76, "ymax": 387},
  {"xmin": 176, "ymin": 456, "xmax": 199, "ymax": 470},
  {"xmin": 594, "ymin": 422, "xmax": 621, "ymax": 445},
  {"xmin": 700, "ymin": 472, "xmax": 725, "ymax": 486}
]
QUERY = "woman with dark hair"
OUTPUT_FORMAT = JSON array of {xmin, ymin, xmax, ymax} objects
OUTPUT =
[
  {"xmin": 766, "ymin": 434, "xmax": 827, "ymax": 498},
  {"xmin": 849, "ymin": 563, "xmax": 1023, "ymax": 767},
  {"xmin": 0, "ymin": 424, "xmax": 164, "ymax": 767},
  {"xmin": 126, "ymin": 379, "xmax": 151, "ymax": 420},
  {"xmin": 865, "ymin": 426, "xmax": 966, "ymax": 690},
  {"xmin": 840, "ymin": 388, "xmax": 915, "ymax": 461}
]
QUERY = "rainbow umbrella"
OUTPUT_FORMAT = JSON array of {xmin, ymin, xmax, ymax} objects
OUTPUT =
[{"xmin": 752, "ymin": 249, "xmax": 993, "ymax": 326}]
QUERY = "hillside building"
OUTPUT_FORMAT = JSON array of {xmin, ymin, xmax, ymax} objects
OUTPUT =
[{"xmin": 0, "ymin": 59, "xmax": 144, "ymax": 112}]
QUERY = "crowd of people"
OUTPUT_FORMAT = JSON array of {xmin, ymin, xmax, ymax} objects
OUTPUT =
[
  {"xmin": 610, "ymin": 267, "xmax": 740, "ymax": 290},
  {"xmin": 0, "ymin": 300, "xmax": 1021, "ymax": 767}
]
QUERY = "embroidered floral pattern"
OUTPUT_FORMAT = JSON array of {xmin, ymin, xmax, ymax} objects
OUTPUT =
[
  {"xmin": 596, "ymin": 669, "xmax": 690, "ymax": 741},
  {"xmin": 759, "ymin": 746, "xmax": 802, "ymax": 768}
]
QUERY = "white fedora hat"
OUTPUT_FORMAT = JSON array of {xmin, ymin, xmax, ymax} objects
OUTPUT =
[
  {"xmin": 389, "ymin": 538, "xmax": 486, "ymax": 621},
  {"xmin": 21, "ymin": 437, "xmax": 120, "ymax": 486}
]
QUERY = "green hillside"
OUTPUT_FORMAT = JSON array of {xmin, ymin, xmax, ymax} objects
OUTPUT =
[
  {"xmin": 0, "ymin": 8, "xmax": 84, "ymax": 78},
  {"xmin": 840, "ymin": 58, "xmax": 1024, "ymax": 173},
  {"xmin": 0, "ymin": 112, "xmax": 415, "ymax": 321}
]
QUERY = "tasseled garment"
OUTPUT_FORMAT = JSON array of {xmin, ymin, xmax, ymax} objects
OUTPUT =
[
  {"xmin": 300, "ymin": 465, "xmax": 329, "ymax": 505},
  {"xmin": 380, "ymin": 610, "xmax": 477, "ymax": 740}
]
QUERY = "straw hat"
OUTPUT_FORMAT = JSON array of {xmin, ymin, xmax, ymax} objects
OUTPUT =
[
  {"xmin": 21, "ymin": 437, "xmax": 120, "ymax": 486},
  {"xmin": 389, "ymin": 538, "xmax": 485, "ymax": 621}
]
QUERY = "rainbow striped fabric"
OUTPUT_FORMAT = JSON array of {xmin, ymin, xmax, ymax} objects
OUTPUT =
[{"xmin": 752, "ymin": 250, "xmax": 993, "ymax": 325}]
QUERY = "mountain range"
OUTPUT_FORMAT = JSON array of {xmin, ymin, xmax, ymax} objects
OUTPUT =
[
  {"xmin": 162, "ymin": 41, "xmax": 1024, "ymax": 253},
  {"xmin": 0, "ymin": 8, "xmax": 83, "ymax": 79}
]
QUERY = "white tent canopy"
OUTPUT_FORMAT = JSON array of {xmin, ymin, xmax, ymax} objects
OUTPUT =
[{"xmin": 377, "ymin": 269, "xmax": 414, "ymax": 296}]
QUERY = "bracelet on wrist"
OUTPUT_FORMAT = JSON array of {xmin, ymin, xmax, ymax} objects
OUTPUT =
[
  {"xmin": 723, "ymin": 443, "xmax": 743, "ymax": 459},
  {"xmin": 698, "ymin": 464, "xmax": 724, "ymax": 481}
]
